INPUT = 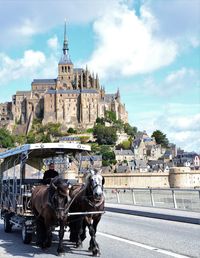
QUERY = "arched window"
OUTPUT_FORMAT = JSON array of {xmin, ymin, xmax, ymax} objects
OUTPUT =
[
  {"xmin": 62, "ymin": 66, "xmax": 64, "ymax": 72},
  {"xmin": 65, "ymin": 66, "xmax": 67, "ymax": 73}
]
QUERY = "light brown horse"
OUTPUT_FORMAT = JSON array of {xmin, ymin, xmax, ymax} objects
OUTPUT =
[
  {"xmin": 31, "ymin": 176, "xmax": 70, "ymax": 255},
  {"xmin": 68, "ymin": 171, "xmax": 105, "ymax": 256}
]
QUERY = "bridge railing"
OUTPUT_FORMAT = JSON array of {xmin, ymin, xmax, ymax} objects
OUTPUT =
[{"xmin": 104, "ymin": 188, "xmax": 200, "ymax": 212}]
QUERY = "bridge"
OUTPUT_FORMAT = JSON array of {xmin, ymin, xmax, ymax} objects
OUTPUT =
[{"xmin": 0, "ymin": 187, "xmax": 199, "ymax": 257}]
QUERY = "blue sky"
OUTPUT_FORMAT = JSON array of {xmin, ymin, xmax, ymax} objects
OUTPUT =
[{"xmin": 0, "ymin": 0, "xmax": 199, "ymax": 153}]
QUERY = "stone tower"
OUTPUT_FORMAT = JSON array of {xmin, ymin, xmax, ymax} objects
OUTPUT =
[{"xmin": 57, "ymin": 20, "xmax": 74, "ymax": 89}]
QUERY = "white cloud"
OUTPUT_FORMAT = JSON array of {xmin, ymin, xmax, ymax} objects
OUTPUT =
[
  {"xmin": 145, "ymin": 0, "xmax": 200, "ymax": 48},
  {"xmin": 22, "ymin": 50, "xmax": 46, "ymax": 68},
  {"xmin": 0, "ymin": 0, "xmax": 117, "ymax": 48},
  {"xmin": 131, "ymin": 108, "xmax": 200, "ymax": 153},
  {"xmin": 47, "ymin": 35, "xmax": 59, "ymax": 50},
  {"xmin": 86, "ymin": 3, "xmax": 177, "ymax": 79},
  {"xmin": 125, "ymin": 67, "xmax": 200, "ymax": 96},
  {"xmin": 15, "ymin": 19, "xmax": 39, "ymax": 36},
  {"xmin": 0, "ymin": 50, "xmax": 49, "ymax": 84}
]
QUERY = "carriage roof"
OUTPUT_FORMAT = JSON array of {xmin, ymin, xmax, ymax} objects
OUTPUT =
[{"xmin": 0, "ymin": 142, "xmax": 91, "ymax": 172}]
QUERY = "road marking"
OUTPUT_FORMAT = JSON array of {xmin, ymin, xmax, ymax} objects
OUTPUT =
[{"xmin": 98, "ymin": 232, "xmax": 190, "ymax": 258}]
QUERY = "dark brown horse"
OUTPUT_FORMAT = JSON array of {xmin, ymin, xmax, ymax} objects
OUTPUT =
[
  {"xmin": 31, "ymin": 176, "xmax": 70, "ymax": 255},
  {"xmin": 68, "ymin": 171, "xmax": 105, "ymax": 256}
]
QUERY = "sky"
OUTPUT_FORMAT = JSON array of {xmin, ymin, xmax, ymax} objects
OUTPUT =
[{"xmin": 0, "ymin": 0, "xmax": 199, "ymax": 153}]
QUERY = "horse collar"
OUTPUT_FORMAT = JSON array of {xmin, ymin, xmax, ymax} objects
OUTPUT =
[{"xmin": 85, "ymin": 195, "xmax": 105, "ymax": 208}]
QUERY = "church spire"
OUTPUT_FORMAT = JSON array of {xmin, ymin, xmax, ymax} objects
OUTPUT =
[
  {"xmin": 59, "ymin": 19, "xmax": 72, "ymax": 65},
  {"xmin": 63, "ymin": 19, "xmax": 69, "ymax": 55},
  {"xmin": 116, "ymin": 88, "xmax": 120, "ymax": 99}
]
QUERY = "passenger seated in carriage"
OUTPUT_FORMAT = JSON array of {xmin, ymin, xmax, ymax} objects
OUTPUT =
[{"xmin": 42, "ymin": 163, "xmax": 59, "ymax": 184}]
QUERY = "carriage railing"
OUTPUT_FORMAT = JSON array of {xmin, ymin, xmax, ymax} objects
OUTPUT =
[
  {"xmin": 104, "ymin": 187, "xmax": 200, "ymax": 212},
  {"xmin": 0, "ymin": 178, "xmax": 41, "ymax": 215}
]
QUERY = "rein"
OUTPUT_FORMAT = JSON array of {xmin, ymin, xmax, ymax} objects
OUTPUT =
[{"xmin": 85, "ymin": 195, "xmax": 105, "ymax": 208}]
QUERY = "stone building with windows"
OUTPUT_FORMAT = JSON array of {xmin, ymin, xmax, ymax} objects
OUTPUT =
[{"xmin": 0, "ymin": 22, "xmax": 128, "ymax": 133}]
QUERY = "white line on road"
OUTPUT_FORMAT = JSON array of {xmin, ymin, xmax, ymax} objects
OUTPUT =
[{"xmin": 98, "ymin": 232, "xmax": 190, "ymax": 258}]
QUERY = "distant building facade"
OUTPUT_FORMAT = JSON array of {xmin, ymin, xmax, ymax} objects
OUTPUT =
[
  {"xmin": 0, "ymin": 22, "xmax": 128, "ymax": 133},
  {"xmin": 132, "ymin": 131, "xmax": 165, "ymax": 160}
]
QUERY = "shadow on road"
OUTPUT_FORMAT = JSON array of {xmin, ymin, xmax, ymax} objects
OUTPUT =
[{"xmin": 0, "ymin": 221, "xmax": 93, "ymax": 257}]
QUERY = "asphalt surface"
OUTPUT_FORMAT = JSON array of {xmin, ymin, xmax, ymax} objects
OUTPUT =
[{"xmin": 105, "ymin": 203, "xmax": 200, "ymax": 224}]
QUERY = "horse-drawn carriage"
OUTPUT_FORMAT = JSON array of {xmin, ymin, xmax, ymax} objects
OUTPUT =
[{"xmin": 0, "ymin": 142, "xmax": 105, "ymax": 255}]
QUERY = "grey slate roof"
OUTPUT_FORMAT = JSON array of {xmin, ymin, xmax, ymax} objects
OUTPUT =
[
  {"xmin": 81, "ymin": 89, "xmax": 98, "ymax": 93},
  {"xmin": 74, "ymin": 68, "xmax": 83, "ymax": 73},
  {"xmin": 103, "ymin": 94, "xmax": 116, "ymax": 103},
  {"xmin": 134, "ymin": 159, "xmax": 147, "ymax": 168},
  {"xmin": 81, "ymin": 155, "xmax": 102, "ymax": 161},
  {"xmin": 46, "ymin": 89, "xmax": 98, "ymax": 94},
  {"xmin": 116, "ymin": 165, "xmax": 129, "ymax": 173},
  {"xmin": 32, "ymin": 79, "xmax": 57, "ymax": 84},
  {"xmin": 47, "ymin": 89, "xmax": 80, "ymax": 94},
  {"xmin": 16, "ymin": 91, "xmax": 31, "ymax": 95},
  {"xmin": 132, "ymin": 139, "xmax": 141, "ymax": 148},
  {"xmin": 147, "ymin": 160, "xmax": 164, "ymax": 166},
  {"xmin": 114, "ymin": 149, "xmax": 134, "ymax": 156},
  {"xmin": 59, "ymin": 54, "xmax": 73, "ymax": 65}
]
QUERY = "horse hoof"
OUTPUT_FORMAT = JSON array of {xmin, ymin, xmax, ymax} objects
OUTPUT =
[
  {"xmin": 36, "ymin": 242, "xmax": 46, "ymax": 249},
  {"xmin": 57, "ymin": 250, "xmax": 65, "ymax": 256},
  {"xmin": 92, "ymin": 249, "xmax": 101, "ymax": 256},
  {"xmin": 75, "ymin": 243, "xmax": 83, "ymax": 249}
]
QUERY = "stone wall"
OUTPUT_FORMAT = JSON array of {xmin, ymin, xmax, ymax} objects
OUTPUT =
[
  {"xmin": 101, "ymin": 172, "xmax": 170, "ymax": 188},
  {"xmin": 76, "ymin": 167, "xmax": 200, "ymax": 188},
  {"xmin": 169, "ymin": 167, "xmax": 200, "ymax": 188}
]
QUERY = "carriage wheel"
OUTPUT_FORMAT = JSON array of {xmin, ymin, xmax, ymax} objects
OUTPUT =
[
  {"xmin": 4, "ymin": 214, "xmax": 12, "ymax": 233},
  {"xmin": 22, "ymin": 222, "xmax": 32, "ymax": 244}
]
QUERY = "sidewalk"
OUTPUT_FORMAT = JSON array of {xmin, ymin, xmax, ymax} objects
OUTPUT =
[{"xmin": 105, "ymin": 203, "xmax": 200, "ymax": 225}]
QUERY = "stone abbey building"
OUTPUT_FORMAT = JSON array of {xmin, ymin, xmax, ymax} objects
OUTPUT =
[{"xmin": 0, "ymin": 23, "xmax": 128, "ymax": 133}]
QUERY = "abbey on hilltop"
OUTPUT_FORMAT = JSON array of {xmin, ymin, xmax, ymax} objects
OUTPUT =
[{"xmin": 0, "ymin": 22, "xmax": 128, "ymax": 133}]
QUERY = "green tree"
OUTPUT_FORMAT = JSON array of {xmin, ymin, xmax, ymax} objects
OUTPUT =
[
  {"xmin": 99, "ymin": 145, "xmax": 116, "ymax": 166},
  {"xmin": 14, "ymin": 134, "xmax": 26, "ymax": 145},
  {"xmin": 124, "ymin": 123, "xmax": 137, "ymax": 137},
  {"xmin": 96, "ymin": 117, "xmax": 105, "ymax": 125},
  {"xmin": 93, "ymin": 124, "xmax": 117, "ymax": 145},
  {"xmin": 105, "ymin": 110, "xmax": 116, "ymax": 123},
  {"xmin": 0, "ymin": 128, "xmax": 15, "ymax": 148},
  {"xmin": 113, "ymin": 119, "xmax": 124, "ymax": 131},
  {"xmin": 151, "ymin": 130, "xmax": 169, "ymax": 148},
  {"xmin": 67, "ymin": 127, "xmax": 77, "ymax": 134},
  {"xmin": 116, "ymin": 140, "xmax": 131, "ymax": 150},
  {"xmin": 86, "ymin": 128, "xmax": 94, "ymax": 133},
  {"xmin": 45, "ymin": 122, "xmax": 62, "ymax": 136},
  {"xmin": 91, "ymin": 143, "xmax": 100, "ymax": 153},
  {"xmin": 80, "ymin": 136, "xmax": 90, "ymax": 143},
  {"xmin": 26, "ymin": 132, "xmax": 36, "ymax": 143}
]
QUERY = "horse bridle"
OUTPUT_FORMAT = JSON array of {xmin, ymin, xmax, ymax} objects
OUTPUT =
[
  {"xmin": 86, "ymin": 180, "xmax": 105, "ymax": 208},
  {"xmin": 49, "ymin": 185, "xmax": 68, "ymax": 213}
]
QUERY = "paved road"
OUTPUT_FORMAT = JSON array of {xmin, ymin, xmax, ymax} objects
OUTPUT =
[
  {"xmin": 0, "ymin": 211, "xmax": 199, "ymax": 258},
  {"xmin": 105, "ymin": 203, "xmax": 200, "ymax": 224}
]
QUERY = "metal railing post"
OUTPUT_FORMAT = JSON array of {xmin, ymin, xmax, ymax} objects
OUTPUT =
[
  {"xmin": 116, "ymin": 190, "xmax": 120, "ymax": 203},
  {"xmin": 172, "ymin": 189, "xmax": 177, "ymax": 209},
  {"xmin": 199, "ymin": 190, "xmax": 200, "ymax": 205},
  {"xmin": 132, "ymin": 189, "xmax": 136, "ymax": 205},
  {"xmin": 150, "ymin": 189, "xmax": 155, "ymax": 207}
]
